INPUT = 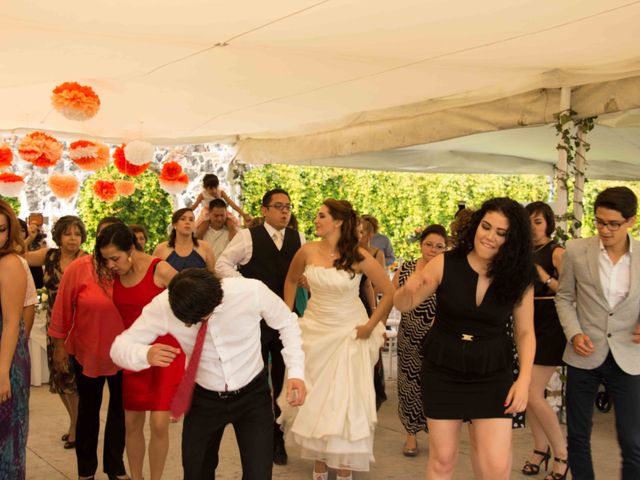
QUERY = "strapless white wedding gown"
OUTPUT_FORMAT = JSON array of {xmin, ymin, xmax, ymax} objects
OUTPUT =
[{"xmin": 278, "ymin": 265, "xmax": 385, "ymax": 472}]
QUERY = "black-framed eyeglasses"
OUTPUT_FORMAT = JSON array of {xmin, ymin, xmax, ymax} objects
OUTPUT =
[
  {"xmin": 267, "ymin": 203, "xmax": 293, "ymax": 212},
  {"xmin": 594, "ymin": 218, "xmax": 625, "ymax": 231}
]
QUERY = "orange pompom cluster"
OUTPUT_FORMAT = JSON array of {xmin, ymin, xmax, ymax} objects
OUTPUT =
[
  {"xmin": 69, "ymin": 140, "xmax": 110, "ymax": 171},
  {"xmin": 51, "ymin": 82, "xmax": 101, "ymax": 121},
  {"xmin": 113, "ymin": 144, "xmax": 150, "ymax": 177},
  {"xmin": 93, "ymin": 179, "xmax": 118, "ymax": 202},
  {"xmin": 159, "ymin": 161, "xmax": 189, "ymax": 195},
  {"xmin": 18, "ymin": 131, "xmax": 63, "ymax": 168},
  {"xmin": 48, "ymin": 174, "xmax": 79, "ymax": 199},
  {"xmin": 0, "ymin": 172, "xmax": 25, "ymax": 197},
  {"xmin": 0, "ymin": 143, "xmax": 13, "ymax": 168},
  {"xmin": 115, "ymin": 179, "xmax": 136, "ymax": 197}
]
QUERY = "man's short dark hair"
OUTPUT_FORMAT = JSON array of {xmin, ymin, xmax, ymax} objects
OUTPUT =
[
  {"xmin": 594, "ymin": 186, "xmax": 638, "ymax": 219},
  {"xmin": 168, "ymin": 269, "xmax": 224, "ymax": 326},
  {"xmin": 208, "ymin": 198, "xmax": 227, "ymax": 210},
  {"xmin": 262, "ymin": 188, "xmax": 290, "ymax": 207}
]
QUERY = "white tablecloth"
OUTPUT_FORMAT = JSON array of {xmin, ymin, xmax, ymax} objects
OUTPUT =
[{"xmin": 29, "ymin": 311, "xmax": 49, "ymax": 386}]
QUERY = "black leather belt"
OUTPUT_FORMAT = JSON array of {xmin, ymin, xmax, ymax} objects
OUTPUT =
[{"xmin": 207, "ymin": 369, "xmax": 266, "ymax": 399}]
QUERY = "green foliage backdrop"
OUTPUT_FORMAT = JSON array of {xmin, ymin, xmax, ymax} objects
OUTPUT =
[
  {"xmin": 77, "ymin": 166, "xmax": 173, "ymax": 250},
  {"xmin": 0, "ymin": 195, "xmax": 20, "ymax": 214},
  {"xmin": 241, "ymin": 164, "xmax": 640, "ymax": 260}
]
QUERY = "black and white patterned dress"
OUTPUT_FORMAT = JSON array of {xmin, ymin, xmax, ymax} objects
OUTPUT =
[{"xmin": 397, "ymin": 259, "xmax": 436, "ymax": 434}]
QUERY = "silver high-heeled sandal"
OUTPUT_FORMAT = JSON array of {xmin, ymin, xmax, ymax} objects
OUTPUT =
[{"xmin": 313, "ymin": 470, "xmax": 328, "ymax": 480}]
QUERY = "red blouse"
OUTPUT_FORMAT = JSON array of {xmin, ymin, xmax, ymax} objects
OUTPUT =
[{"xmin": 48, "ymin": 255, "xmax": 125, "ymax": 378}]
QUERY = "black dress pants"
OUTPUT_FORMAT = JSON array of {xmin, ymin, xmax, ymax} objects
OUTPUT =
[
  {"xmin": 182, "ymin": 371, "xmax": 273, "ymax": 480},
  {"xmin": 73, "ymin": 360, "xmax": 126, "ymax": 477},
  {"xmin": 260, "ymin": 323, "xmax": 285, "ymax": 440}
]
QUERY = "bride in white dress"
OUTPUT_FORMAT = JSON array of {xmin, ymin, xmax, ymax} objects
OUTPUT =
[{"xmin": 279, "ymin": 199, "xmax": 394, "ymax": 480}]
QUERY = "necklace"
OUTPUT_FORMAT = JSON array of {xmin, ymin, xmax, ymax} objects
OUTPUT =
[
  {"xmin": 319, "ymin": 243, "xmax": 338, "ymax": 257},
  {"xmin": 533, "ymin": 240, "xmax": 552, "ymax": 252}
]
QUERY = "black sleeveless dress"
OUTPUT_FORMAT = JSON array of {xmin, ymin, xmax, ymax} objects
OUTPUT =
[
  {"xmin": 532, "ymin": 241, "xmax": 566, "ymax": 366},
  {"xmin": 421, "ymin": 251, "xmax": 516, "ymax": 420}
]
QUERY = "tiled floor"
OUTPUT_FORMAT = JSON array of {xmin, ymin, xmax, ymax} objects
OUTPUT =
[{"xmin": 26, "ymin": 372, "xmax": 620, "ymax": 479}]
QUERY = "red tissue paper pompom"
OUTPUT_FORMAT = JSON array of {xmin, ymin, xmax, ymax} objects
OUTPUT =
[
  {"xmin": 0, "ymin": 172, "xmax": 25, "ymax": 197},
  {"xmin": 0, "ymin": 143, "xmax": 13, "ymax": 168},
  {"xmin": 159, "ymin": 161, "xmax": 189, "ymax": 195},
  {"xmin": 93, "ymin": 179, "xmax": 118, "ymax": 202},
  {"xmin": 113, "ymin": 144, "xmax": 150, "ymax": 177}
]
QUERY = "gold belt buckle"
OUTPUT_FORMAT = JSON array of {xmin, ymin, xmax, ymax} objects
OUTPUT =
[{"xmin": 461, "ymin": 333, "xmax": 474, "ymax": 342}]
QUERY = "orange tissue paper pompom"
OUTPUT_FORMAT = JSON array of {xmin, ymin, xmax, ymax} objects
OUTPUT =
[
  {"xmin": 48, "ymin": 174, "xmax": 79, "ymax": 199},
  {"xmin": 93, "ymin": 179, "xmax": 118, "ymax": 202},
  {"xmin": 18, "ymin": 131, "xmax": 63, "ymax": 168},
  {"xmin": 115, "ymin": 179, "xmax": 136, "ymax": 197},
  {"xmin": 113, "ymin": 144, "xmax": 150, "ymax": 177},
  {"xmin": 0, "ymin": 172, "xmax": 25, "ymax": 197},
  {"xmin": 51, "ymin": 82, "xmax": 101, "ymax": 121},
  {"xmin": 159, "ymin": 175, "xmax": 189, "ymax": 195},
  {"xmin": 69, "ymin": 140, "xmax": 110, "ymax": 171},
  {"xmin": 0, "ymin": 143, "xmax": 13, "ymax": 168}
]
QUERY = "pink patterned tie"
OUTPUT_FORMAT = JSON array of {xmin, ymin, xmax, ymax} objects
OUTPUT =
[{"xmin": 170, "ymin": 319, "xmax": 208, "ymax": 418}]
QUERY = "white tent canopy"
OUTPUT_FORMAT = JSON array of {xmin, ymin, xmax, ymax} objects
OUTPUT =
[{"xmin": 2, "ymin": 0, "xmax": 640, "ymax": 176}]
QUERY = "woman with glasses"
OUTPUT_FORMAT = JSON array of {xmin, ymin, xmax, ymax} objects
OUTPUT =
[
  {"xmin": 521, "ymin": 201, "xmax": 567, "ymax": 480},
  {"xmin": 392, "ymin": 224, "xmax": 447, "ymax": 457}
]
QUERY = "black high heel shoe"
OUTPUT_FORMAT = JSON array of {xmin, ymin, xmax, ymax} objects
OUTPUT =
[
  {"xmin": 544, "ymin": 457, "xmax": 569, "ymax": 480},
  {"xmin": 522, "ymin": 446, "xmax": 551, "ymax": 475}
]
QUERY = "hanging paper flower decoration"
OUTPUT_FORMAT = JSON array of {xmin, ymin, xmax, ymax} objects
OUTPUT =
[
  {"xmin": 158, "ymin": 161, "xmax": 189, "ymax": 195},
  {"xmin": 93, "ymin": 179, "xmax": 118, "ymax": 202},
  {"xmin": 69, "ymin": 140, "xmax": 110, "ymax": 171},
  {"xmin": 0, "ymin": 172, "xmax": 25, "ymax": 197},
  {"xmin": 48, "ymin": 174, "xmax": 79, "ymax": 199},
  {"xmin": 0, "ymin": 143, "xmax": 13, "ymax": 168},
  {"xmin": 115, "ymin": 179, "xmax": 136, "ymax": 197},
  {"xmin": 18, "ymin": 132, "xmax": 63, "ymax": 168},
  {"xmin": 124, "ymin": 140, "xmax": 154, "ymax": 166},
  {"xmin": 51, "ymin": 82, "xmax": 101, "ymax": 121},
  {"xmin": 113, "ymin": 144, "xmax": 150, "ymax": 177}
]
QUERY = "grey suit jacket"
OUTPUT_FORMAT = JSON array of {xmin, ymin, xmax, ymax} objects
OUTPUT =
[{"xmin": 555, "ymin": 236, "xmax": 640, "ymax": 374}]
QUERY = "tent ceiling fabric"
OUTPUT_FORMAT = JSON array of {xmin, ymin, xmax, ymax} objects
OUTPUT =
[{"xmin": 2, "ymin": 0, "xmax": 640, "ymax": 174}]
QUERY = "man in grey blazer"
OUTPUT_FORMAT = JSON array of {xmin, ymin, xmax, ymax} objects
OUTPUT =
[{"xmin": 556, "ymin": 186, "xmax": 640, "ymax": 480}]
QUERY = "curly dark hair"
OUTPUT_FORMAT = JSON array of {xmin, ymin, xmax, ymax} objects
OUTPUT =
[
  {"xmin": 323, "ymin": 199, "xmax": 364, "ymax": 276},
  {"xmin": 455, "ymin": 197, "xmax": 535, "ymax": 305},
  {"xmin": 168, "ymin": 208, "xmax": 198, "ymax": 248},
  {"xmin": 94, "ymin": 223, "xmax": 137, "ymax": 284},
  {"xmin": 52, "ymin": 215, "xmax": 87, "ymax": 247}
]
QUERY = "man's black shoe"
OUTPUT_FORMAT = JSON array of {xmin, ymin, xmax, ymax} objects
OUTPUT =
[{"xmin": 273, "ymin": 437, "xmax": 288, "ymax": 465}]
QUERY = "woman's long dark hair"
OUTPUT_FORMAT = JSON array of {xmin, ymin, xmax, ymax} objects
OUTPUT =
[
  {"xmin": 94, "ymin": 223, "xmax": 137, "ymax": 283},
  {"xmin": 323, "ymin": 199, "xmax": 364, "ymax": 276},
  {"xmin": 455, "ymin": 197, "xmax": 535, "ymax": 305},
  {"xmin": 168, "ymin": 208, "xmax": 198, "ymax": 248}
]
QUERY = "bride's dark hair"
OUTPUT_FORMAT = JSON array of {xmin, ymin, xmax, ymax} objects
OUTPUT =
[{"xmin": 323, "ymin": 199, "xmax": 364, "ymax": 276}]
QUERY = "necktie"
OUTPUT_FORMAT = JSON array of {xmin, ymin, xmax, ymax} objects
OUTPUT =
[
  {"xmin": 273, "ymin": 230, "xmax": 283, "ymax": 250},
  {"xmin": 170, "ymin": 319, "xmax": 208, "ymax": 418}
]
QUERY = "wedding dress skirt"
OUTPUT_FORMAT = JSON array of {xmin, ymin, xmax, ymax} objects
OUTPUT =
[{"xmin": 278, "ymin": 265, "xmax": 385, "ymax": 471}]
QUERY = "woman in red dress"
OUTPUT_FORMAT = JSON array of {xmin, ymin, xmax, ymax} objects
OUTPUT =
[{"xmin": 96, "ymin": 223, "xmax": 180, "ymax": 480}]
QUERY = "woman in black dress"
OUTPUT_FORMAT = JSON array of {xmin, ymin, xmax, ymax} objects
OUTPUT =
[
  {"xmin": 521, "ymin": 201, "xmax": 568, "ymax": 480},
  {"xmin": 394, "ymin": 198, "xmax": 536, "ymax": 479}
]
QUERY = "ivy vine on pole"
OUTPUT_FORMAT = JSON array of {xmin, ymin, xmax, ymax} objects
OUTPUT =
[{"xmin": 553, "ymin": 109, "xmax": 596, "ymax": 243}]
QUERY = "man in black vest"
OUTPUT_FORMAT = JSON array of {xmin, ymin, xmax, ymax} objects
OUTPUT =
[{"xmin": 216, "ymin": 188, "xmax": 304, "ymax": 465}]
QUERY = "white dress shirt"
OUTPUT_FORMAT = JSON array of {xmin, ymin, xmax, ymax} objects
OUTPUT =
[
  {"xmin": 203, "ymin": 225, "xmax": 232, "ymax": 258},
  {"xmin": 216, "ymin": 223, "xmax": 305, "ymax": 278},
  {"xmin": 110, "ymin": 277, "xmax": 305, "ymax": 392},
  {"xmin": 599, "ymin": 237, "xmax": 632, "ymax": 309}
]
